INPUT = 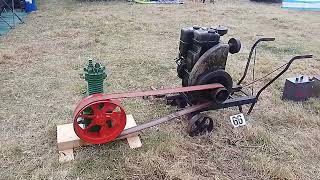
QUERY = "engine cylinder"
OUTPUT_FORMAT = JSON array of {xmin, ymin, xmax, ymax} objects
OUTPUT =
[
  {"xmin": 176, "ymin": 25, "xmax": 242, "ymax": 104},
  {"xmin": 179, "ymin": 27, "xmax": 195, "ymax": 58}
]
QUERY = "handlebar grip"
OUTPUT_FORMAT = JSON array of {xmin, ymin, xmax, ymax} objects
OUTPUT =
[
  {"xmin": 259, "ymin": 37, "xmax": 275, "ymax": 42},
  {"xmin": 294, "ymin": 54, "xmax": 313, "ymax": 60},
  {"xmin": 288, "ymin": 54, "xmax": 313, "ymax": 64}
]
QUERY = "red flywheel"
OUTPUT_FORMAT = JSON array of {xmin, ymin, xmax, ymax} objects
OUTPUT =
[{"xmin": 73, "ymin": 94, "xmax": 127, "ymax": 144}]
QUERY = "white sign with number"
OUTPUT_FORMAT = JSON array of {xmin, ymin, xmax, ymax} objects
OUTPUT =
[{"xmin": 230, "ymin": 113, "xmax": 246, "ymax": 128}]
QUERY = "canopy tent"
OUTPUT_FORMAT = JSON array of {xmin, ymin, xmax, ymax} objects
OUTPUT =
[
  {"xmin": 282, "ymin": 0, "xmax": 320, "ymax": 10},
  {"xmin": 134, "ymin": 0, "xmax": 183, "ymax": 4},
  {"xmin": 0, "ymin": 0, "xmax": 26, "ymax": 36}
]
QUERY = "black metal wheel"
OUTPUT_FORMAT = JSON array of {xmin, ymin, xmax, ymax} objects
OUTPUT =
[{"xmin": 187, "ymin": 113, "xmax": 214, "ymax": 137}]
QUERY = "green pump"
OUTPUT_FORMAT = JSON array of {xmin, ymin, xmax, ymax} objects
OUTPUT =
[{"xmin": 83, "ymin": 59, "xmax": 107, "ymax": 96}]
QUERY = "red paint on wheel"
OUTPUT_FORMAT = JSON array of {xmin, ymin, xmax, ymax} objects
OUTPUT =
[{"xmin": 73, "ymin": 94, "xmax": 126, "ymax": 144}]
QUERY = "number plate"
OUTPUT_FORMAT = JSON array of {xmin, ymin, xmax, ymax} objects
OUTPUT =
[{"xmin": 230, "ymin": 113, "xmax": 246, "ymax": 128}]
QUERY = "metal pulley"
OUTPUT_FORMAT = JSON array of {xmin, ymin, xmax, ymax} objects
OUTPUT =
[
  {"xmin": 192, "ymin": 69, "xmax": 233, "ymax": 103},
  {"xmin": 73, "ymin": 94, "xmax": 127, "ymax": 144}
]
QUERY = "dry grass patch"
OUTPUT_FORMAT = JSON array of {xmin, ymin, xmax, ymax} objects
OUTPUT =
[{"xmin": 0, "ymin": 0, "xmax": 320, "ymax": 179}]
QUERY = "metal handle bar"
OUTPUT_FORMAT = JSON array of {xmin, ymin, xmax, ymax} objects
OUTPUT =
[
  {"xmin": 258, "ymin": 38, "xmax": 276, "ymax": 42},
  {"xmin": 247, "ymin": 54, "xmax": 313, "ymax": 115},
  {"xmin": 237, "ymin": 37, "xmax": 275, "ymax": 85}
]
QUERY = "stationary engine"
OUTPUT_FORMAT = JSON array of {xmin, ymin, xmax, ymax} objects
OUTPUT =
[
  {"xmin": 176, "ymin": 25, "xmax": 241, "ymax": 104},
  {"xmin": 71, "ymin": 25, "xmax": 312, "ymax": 145}
]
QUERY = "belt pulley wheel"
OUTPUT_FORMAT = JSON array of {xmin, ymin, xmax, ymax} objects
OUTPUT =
[
  {"xmin": 73, "ymin": 94, "xmax": 127, "ymax": 144},
  {"xmin": 188, "ymin": 69, "xmax": 233, "ymax": 103}
]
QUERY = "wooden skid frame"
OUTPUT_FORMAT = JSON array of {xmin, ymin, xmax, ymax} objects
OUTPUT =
[{"xmin": 57, "ymin": 114, "xmax": 142, "ymax": 162}]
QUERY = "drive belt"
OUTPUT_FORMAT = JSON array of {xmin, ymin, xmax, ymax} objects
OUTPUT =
[
  {"xmin": 73, "ymin": 83, "xmax": 223, "ymax": 139},
  {"xmin": 117, "ymin": 101, "xmax": 214, "ymax": 139},
  {"xmin": 73, "ymin": 83, "xmax": 223, "ymax": 116}
]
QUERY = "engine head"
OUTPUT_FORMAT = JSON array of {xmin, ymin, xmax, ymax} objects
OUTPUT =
[{"xmin": 176, "ymin": 25, "xmax": 241, "ymax": 103}]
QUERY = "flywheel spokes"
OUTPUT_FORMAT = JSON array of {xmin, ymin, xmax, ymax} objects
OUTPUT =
[{"xmin": 73, "ymin": 99, "xmax": 126, "ymax": 144}]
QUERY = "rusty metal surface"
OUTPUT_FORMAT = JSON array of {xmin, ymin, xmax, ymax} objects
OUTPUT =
[
  {"xmin": 102, "ymin": 84, "xmax": 223, "ymax": 99},
  {"xmin": 117, "ymin": 102, "xmax": 214, "ymax": 139}
]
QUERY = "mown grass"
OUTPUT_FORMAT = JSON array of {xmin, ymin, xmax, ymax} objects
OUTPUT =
[
  {"xmin": 260, "ymin": 44, "xmax": 303, "ymax": 56},
  {"xmin": 0, "ymin": 0, "xmax": 320, "ymax": 179}
]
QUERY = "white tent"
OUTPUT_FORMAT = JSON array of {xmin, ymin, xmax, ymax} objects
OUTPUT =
[{"xmin": 282, "ymin": 0, "xmax": 320, "ymax": 10}]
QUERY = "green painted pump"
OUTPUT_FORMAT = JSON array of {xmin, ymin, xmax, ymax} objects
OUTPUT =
[{"xmin": 83, "ymin": 59, "xmax": 107, "ymax": 95}]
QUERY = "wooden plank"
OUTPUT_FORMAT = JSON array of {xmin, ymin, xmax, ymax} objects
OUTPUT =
[
  {"xmin": 57, "ymin": 123, "xmax": 90, "ymax": 151},
  {"xmin": 59, "ymin": 149, "xmax": 74, "ymax": 162},
  {"xmin": 57, "ymin": 114, "xmax": 142, "ymax": 151},
  {"xmin": 125, "ymin": 115, "xmax": 142, "ymax": 149}
]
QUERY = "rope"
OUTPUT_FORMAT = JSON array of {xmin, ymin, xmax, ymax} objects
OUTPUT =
[{"xmin": 242, "ymin": 62, "xmax": 288, "ymax": 88}]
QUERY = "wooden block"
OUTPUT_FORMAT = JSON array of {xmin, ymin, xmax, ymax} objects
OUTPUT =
[
  {"xmin": 57, "ymin": 114, "xmax": 142, "ymax": 151},
  {"xmin": 59, "ymin": 149, "xmax": 74, "ymax": 162},
  {"xmin": 125, "ymin": 115, "xmax": 142, "ymax": 149},
  {"xmin": 57, "ymin": 123, "xmax": 90, "ymax": 151}
]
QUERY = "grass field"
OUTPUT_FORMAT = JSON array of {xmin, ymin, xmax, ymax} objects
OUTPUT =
[{"xmin": 0, "ymin": 0, "xmax": 320, "ymax": 179}]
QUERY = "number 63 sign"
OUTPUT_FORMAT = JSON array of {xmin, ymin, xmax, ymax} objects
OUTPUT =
[{"xmin": 229, "ymin": 113, "xmax": 246, "ymax": 128}]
